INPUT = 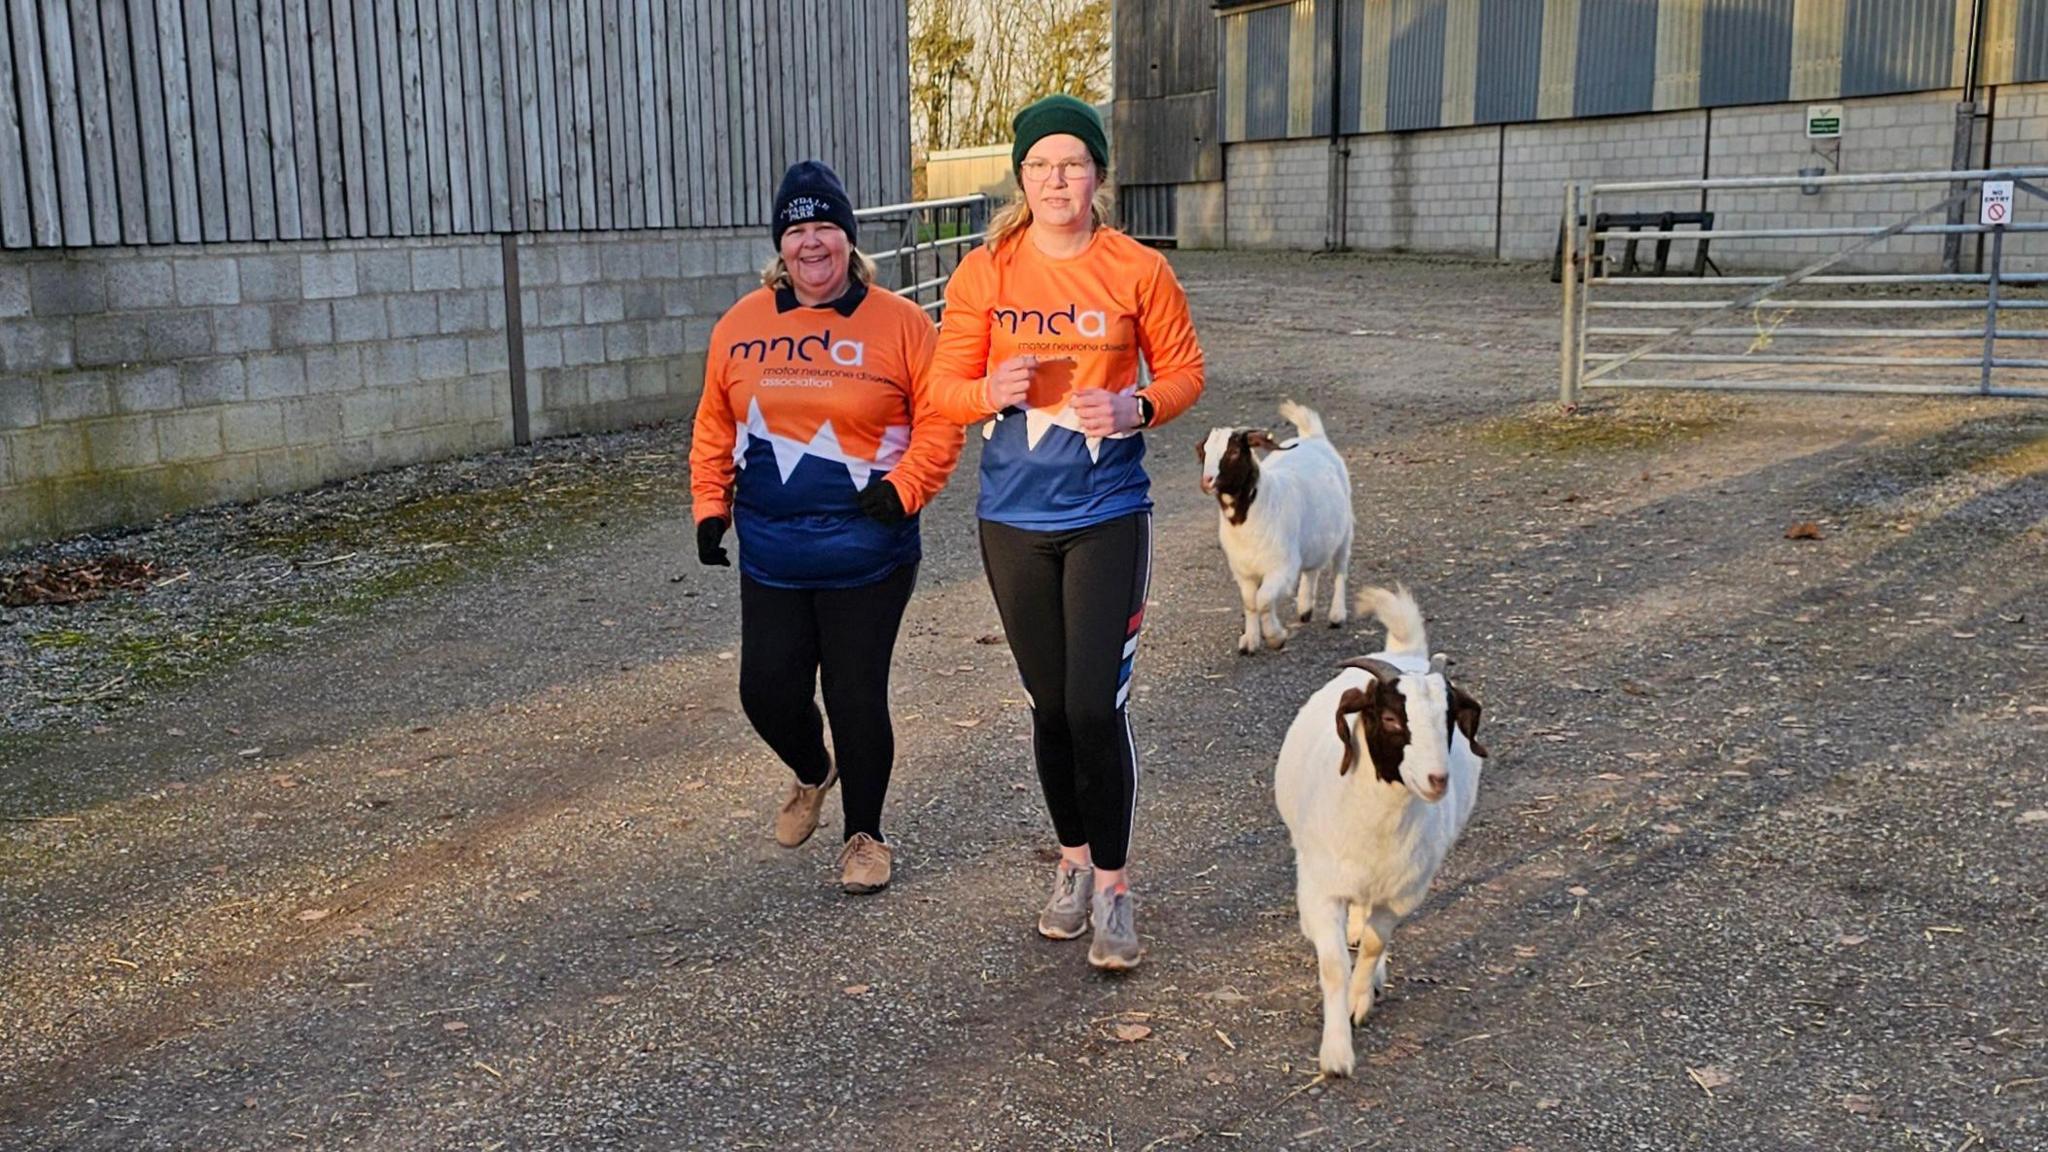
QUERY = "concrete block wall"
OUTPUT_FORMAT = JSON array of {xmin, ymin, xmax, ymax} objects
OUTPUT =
[
  {"xmin": 1989, "ymin": 83, "xmax": 2048, "ymax": 273},
  {"xmin": 1176, "ymin": 182, "xmax": 1229, "ymax": 249},
  {"xmin": 516, "ymin": 232, "xmax": 763, "ymax": 439},
  {"xmin": 1498, "ymin": 112, "xmax": 1709, "ymax": 262},
  {"xmin": 1224, "ymin": 139, "xmax": 1330, "ymax": 249},
  {"xmin": 1347, "ymin": 127, "xmax": 1500, "ymax": 256},
  {"xmin": 1703, "ymin": 92, "xmax": 1962, "ymax": 272},
  {"xmin": 1216, "ymin": 85, "xmax": 2048, "ymax": 272},
  {"xmin": 1, "ymin": 228, "xmax": 767, "ymax": 547}
]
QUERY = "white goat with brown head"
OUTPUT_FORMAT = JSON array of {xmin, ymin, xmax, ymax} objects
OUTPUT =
[
  {"xmin": 1273, "ymin": 585, "xmax": 1488, "ymax": 1076},
  {"xmin": 1197, "ymin": 400, "xmax": 1354, "ymax": 655}
]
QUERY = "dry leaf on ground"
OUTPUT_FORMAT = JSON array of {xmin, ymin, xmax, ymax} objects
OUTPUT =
[
  {"xmin": 1112, "ymin": 1023, "xmax": 1152, "ymax": 1043},
  {"xmin": 1687, "ymin": 1065, "xmax": 1734, "ymax": 1095}
]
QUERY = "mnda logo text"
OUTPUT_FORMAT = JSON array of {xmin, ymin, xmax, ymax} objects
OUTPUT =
[
  {"xmin": 992, "ymin": 303, "xmax": 1108, "ymax": 338},
  {"xmin": 729, "ymin": 329, "xmax": 865, "ymax": 366}
]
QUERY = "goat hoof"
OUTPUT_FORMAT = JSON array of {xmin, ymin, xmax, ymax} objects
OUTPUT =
[
  {"xmin": 1327, "ymin": 617, "xmax": 1345, "ymax": 629},
  {"xmin": 1349, "ymin": 994, "xmax": 1373, "ymax": 1027},
  {"xmin": 1318, "ymin": 1036, "xmax": 1356, "ymax": 1078},
  {"xmin": 1297, "ymin": 610, "xmax": 1312, "ymax": 623}
]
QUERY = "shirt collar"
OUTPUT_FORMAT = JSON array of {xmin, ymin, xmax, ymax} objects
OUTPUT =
[{"xmin": 774, "ymin": 279, "xmax": 867, "ymax": 317}]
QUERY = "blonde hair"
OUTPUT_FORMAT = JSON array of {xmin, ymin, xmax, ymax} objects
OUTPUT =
[
  {"xmin": 986, "ymin": 185, "xmax": 1119, "ymax": 252},
  {"xmin": 761, "ymin": 246, "xmax": 879, "ymax": 291}
]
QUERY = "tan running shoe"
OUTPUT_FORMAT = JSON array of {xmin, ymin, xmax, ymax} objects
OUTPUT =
[
  {"xmin": 838, "ymin": 832, "xmax": 893, "ymax": 894},
  {"xmin": 773, "ymin": 765, "xmax": 837, "ymax": 848}
]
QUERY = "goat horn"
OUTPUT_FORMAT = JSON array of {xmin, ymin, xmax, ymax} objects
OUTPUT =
[
  {"xmin": 1428, "ymin": 653, "xmax": 1448, "ymax": 677},
  {"xmin": 1339, "ymin": 657, "xmax": 1404, "ymax": 684}
]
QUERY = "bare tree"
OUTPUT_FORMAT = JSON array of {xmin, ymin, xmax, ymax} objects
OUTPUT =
[
  {"xmin": 909, "ymin": 0, "xmax": 1110, "ymax": 156},
  {"xmin": 908, "ymin": 0, "xmax": 977, "ymax": 157}
]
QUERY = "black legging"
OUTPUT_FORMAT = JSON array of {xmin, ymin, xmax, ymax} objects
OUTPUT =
[
  {"xmin": 978, "ymin": 513, "xmax": 1152, "ymax": 872},
  {"xmin": 738, "ymin": 562, "xmax": 918, "ymax": 842}
]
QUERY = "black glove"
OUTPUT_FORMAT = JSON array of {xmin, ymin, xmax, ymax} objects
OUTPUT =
[
  {"xmin": 857, "ymin": 480, "xmax": 908, "ymax": 525},
  {"xmin": 696, "ymin": 516, "xmax": 731, "ymax": 566}
]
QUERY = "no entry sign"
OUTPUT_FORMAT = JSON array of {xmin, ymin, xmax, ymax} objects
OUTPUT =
[{"xmin": 1982, "ymin": 181, "xmax": 2014, "ymax": 227}]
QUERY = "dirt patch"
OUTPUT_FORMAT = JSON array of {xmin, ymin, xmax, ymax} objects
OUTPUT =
[{"xmin": 0, "ymin": 429, "xmax": 689, "ymax": 734}]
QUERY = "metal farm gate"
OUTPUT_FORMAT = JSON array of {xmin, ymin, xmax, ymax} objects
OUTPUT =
[{"xmin": 1558, "ymin": 169, "xmax": 2048, "ymax": 405}]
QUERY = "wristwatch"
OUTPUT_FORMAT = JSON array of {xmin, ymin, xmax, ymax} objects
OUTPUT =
[{"xmin": 1135, "ymin": 393, "xmax": 1156, "ymax": 429}]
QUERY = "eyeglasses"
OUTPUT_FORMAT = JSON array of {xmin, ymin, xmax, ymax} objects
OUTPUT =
[{"xmin": 1019, "ymin": 159, "xmax": 1094, "ymax": 184}]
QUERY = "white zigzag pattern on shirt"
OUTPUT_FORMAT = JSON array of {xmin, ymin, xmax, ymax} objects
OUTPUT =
[
  {"xmin": 733, "ymin": 398, "xmax": 909, "ymax": 490},
  {"xmin": 980, "ymin": 393, "xmax": 1139, "ymax": 464}
]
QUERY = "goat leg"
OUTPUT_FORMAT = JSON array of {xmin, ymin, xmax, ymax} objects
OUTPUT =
[
  {"xmin": 1302, "ymin": 892, "xmax": 1356, "ymax": 1077},
  {"xmin": 1257, "ymin": 569, "xmax": 1296, "ymax": 650},
  {"xmin": 1349, "ymin": 907, "xmax": 1397, "ymax": 1026},
  {"xmin": 1327, "ymin": 546, "xmax": 1351, "ymax": 628},
  {"xmin": 1236, "ymin": 574, "xmax": 1262, "ymax": 655}
]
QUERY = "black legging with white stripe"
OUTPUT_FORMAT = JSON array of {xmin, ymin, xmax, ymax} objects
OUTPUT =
[{"xmin": 978, "ymin": 512, "xmax": 1151, "ymax": 872}]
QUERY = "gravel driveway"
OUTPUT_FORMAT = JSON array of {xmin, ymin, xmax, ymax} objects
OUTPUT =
[{"xmin": 2, "ymin": 251, "xmax": 2043, "ymax": 1151}]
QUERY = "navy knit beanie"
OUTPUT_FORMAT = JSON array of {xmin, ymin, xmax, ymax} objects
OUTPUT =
[
  {"xmin": 772, "ymin": 160, "xmax": 857, "ymax": 247},
  {"xmin": 1011, "ymin": 94, "xmax": 1109, "ymax": 175}
]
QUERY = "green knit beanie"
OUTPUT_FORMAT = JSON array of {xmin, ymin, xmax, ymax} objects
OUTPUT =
[{"xmin": 1011, "ymin": 94, "xmax": 1109, "ymax": 176}]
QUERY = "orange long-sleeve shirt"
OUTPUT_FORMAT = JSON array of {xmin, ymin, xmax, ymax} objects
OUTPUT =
[
  {"xmin": 928, "ymin": 227, "xmax": 1205, "ymax": 529},
  {"xmin": 689, "ymin": 281, "xmax": 963, "ymax": 587}
]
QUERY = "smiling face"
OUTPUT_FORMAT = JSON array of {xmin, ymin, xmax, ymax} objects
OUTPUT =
[
  {"xmin": 779, "ymin": 221, "xmax": 851, "ymax": 303},
  {"xmin": 1019, "ymin": 133, "xmax": 1100, "ymax": 232}
]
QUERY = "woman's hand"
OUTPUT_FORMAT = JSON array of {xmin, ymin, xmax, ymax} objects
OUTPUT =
[
  {"xmin": 857, "ymin": 479, "xmax": 907, "ymax": 524},
  {"xmin": 696, "ymin": 517, "xmax": 731, "ymax": 566},
  {"xmin": 984, "ymin": 355, "xmax": 1037, "ymax": 413},
  {"xmin": 1071, "ymin": 389, "xmax": 1141, "ymax": 437}
]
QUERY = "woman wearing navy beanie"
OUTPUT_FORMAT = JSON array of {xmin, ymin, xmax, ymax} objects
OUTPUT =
[{"xmin": 690, "ymin": 160, "xmax": 963, "ymax": 894}]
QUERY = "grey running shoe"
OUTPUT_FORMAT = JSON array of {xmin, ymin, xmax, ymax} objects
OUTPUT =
[
  {"xmin": 1088, "ymin": 887, "xmax": 1142, "ymax": 971},
  {"xmin": 1036, "ymin": 862, "xmax": 1094, "ymax": 940}
]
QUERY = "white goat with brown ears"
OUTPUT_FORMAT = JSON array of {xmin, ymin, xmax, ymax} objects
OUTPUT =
[
  {"xmin": 1197, "ymin": 400, "xmax": 1354, "ymax": 655},
  {"xmin": 1273, "ymin": 585, "xmax": 1489, "ymax": 1076}
]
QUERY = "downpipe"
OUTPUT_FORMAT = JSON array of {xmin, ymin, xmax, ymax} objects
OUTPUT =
[{"xmin": 1946, "ymin": 0, "xmax": 1990, "ymax": 272}]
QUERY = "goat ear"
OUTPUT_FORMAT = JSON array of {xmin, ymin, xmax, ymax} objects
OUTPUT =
[
  {"xmin": 1334, "ymin": 686, "xmax": 1371, "ymax": 775},
  {"xmin": 1448, "ymin": 681, "xmax": 1487, "ymax": 758},
  {"xmin": 1194, "ymin": 439, "xmax": 1206, "ymax": 464},
  {"xmin": 1245, "ymin": 429, "xmax": 1279, "ymax": 452}
]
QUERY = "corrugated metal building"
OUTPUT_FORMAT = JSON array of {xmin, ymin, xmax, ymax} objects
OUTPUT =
[{"xmin": 1115, "ymin": 0, "xmax": 2048, "ymax": 261}]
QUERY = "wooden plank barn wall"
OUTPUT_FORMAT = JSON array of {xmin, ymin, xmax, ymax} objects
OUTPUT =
[
  {"xmin": 0, "ymin": 0, "xmax": 912, "ymax": 249},
  {"xmin": 0, "ymin": 2, "xmax": 911, "ymax": 548}
]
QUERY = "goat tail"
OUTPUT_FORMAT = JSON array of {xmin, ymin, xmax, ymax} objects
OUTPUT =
[
  {"xmin": 1355, "ymin": 584, "xmax": 1428, "ymax": 657},
  {"xmin": 1277, "ymin": 399, "xmax": 1326, "ymax": 441}
]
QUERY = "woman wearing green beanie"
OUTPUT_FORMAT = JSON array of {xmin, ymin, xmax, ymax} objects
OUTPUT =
[{"xmin": 929, "ymin": 94, "xmax": 1207, "ymax": 972}]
